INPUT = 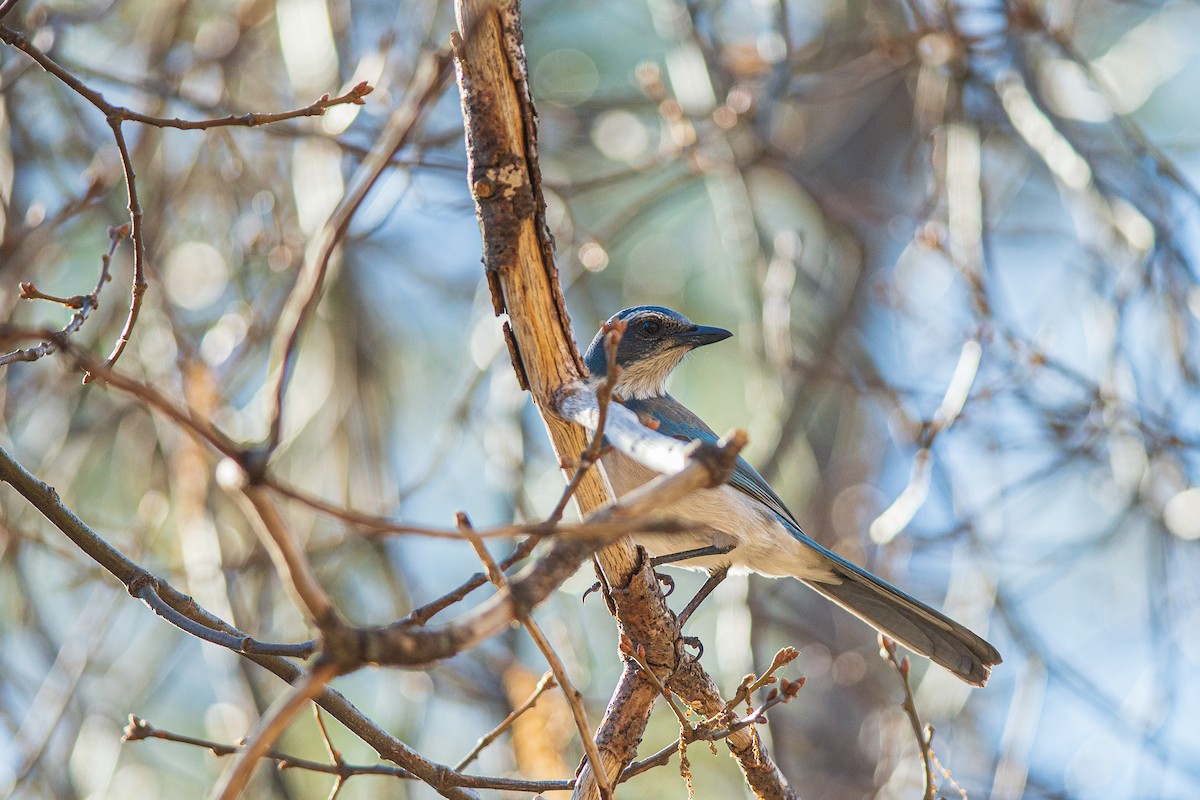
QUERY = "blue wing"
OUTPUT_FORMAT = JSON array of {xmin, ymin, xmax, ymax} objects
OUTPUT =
[
  {"xmin": 619, "ymin": 395, "xmax": 804, "ymax": 530},
  {"xmin": 618, "ymin": 394, "xmax": 1001, "ymax": 686}
]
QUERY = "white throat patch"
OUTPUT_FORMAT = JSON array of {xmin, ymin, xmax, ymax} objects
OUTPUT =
[{"xmin": 611, "ymin": 347, "xmax": 689, "ymax": 399}]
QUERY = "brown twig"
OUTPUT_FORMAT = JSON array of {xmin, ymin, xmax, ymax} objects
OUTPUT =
[
  {"xmin": 398, "ymin": 536, "xmax": 540, "ymax": 627},
  {"xmin": 265, "ymin": 471, "xmax": 699, "ymax": 545},
  {"xmin": 312, "ymin": 707, "xmax": 348, "ymax": 800},
  {"xmin": 454, "ymin": 669, "xmax": 557, "ymax": 771},
  {"xmin": 85, "ymin": 114, "xmax": 145, "ymax": 380},
  {"xmin": 261, "ymin": 49, "xmax": 452, "ymax": 456},
  {"xmin": 880, "ymin": 635, "xmax": 937, "ymax": 800},
  {"xmin": 0, "ymin": 224, "xmax": 127, "ymax": 368},
  {"xmin": 723, "ymin": 647, "xmax": 801, "ymax": 715},
  {"xmin": 211, "ymin": 661, "xmax": 341, "ymax": 800},
  {"xmin": 457, "ymin": 513, "xmax": 614, "ymax": 800},
  {"xmin": 0, "ymin": 24, "xmax": 375, "ymax": 377},
  {"xmin": 123, "ymin": 714, "xmax": 414, "ymax": 779},
  {"xmin": 545, "ymin": 320, "xmax": 626, "ymax": 525},
  {"xmin": 226, "ymin": 474, "xmax": 341, "ymax": 632}
]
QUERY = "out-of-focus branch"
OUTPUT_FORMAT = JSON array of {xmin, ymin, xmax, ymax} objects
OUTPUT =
[
  {"xmin": 880, "ymin": 635, "xmax": 937, "ymax": 800},
  {"xmin": 260, "ymin": 48, "xmax": 452, "ymax": 458},
  {"xmin": 212, "ymin": 661, "xmax": 340, "ymax": 800},
  {"xmin": 0, "ymin": 444, "xmax": 479, "ymax": 799},
  {"xmin": 0, "ymin": 224, "xmax": 127, "ymax": 368},
  {"xmin": 0, "ymin": 23, "xmax": 376, "ymax": 378}
]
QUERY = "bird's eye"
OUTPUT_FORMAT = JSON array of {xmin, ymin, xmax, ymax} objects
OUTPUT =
[{"xmin": 638, "ymin": 319, "xmax": 662, "ymax": 336}]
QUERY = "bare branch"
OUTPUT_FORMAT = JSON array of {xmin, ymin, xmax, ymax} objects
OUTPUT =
[
  {"xmin": 880, "ymin": 635, "xmax": 936, "ymax": 800},
  {"xmin": 458, "ymin": 513, "xmax": 612, "ymax": 799},
  {"xmin": 212, "ymin": 661, "xmax": 340, "ymax": 800},
  {"xmin": 0, "ymin": 444, "xmax": 477, "ymax": 799},
  {"xmin": 0, "ymin": 225, "xmax": 127, "ymax": 368},
  {"xmin": 261, "ymin": 48, "xmax": 453, "ymax": 457},
  {"xmin": 454, "ymin": 670, "xmax": 556, "ymax": 771}
]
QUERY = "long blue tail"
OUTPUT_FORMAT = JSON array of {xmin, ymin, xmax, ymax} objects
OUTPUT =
[{"xmin": 804, "ymin": 558, "xmax": 1001, "ymax": 687}]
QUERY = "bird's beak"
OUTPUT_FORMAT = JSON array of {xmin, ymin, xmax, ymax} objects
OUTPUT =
[{"xmin": 680, "ymin": 324, "xmax": 733, "ymax": 349}]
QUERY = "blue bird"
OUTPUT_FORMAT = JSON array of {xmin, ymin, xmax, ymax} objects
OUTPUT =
[{"xmin": 584, "ymin": 305, "xmax": 1001, "ymax": 686}]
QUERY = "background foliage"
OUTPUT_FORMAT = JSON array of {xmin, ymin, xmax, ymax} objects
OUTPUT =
[{"xmin": 2, "ymin": 0, "xmax": 1199, "ymax": 798}]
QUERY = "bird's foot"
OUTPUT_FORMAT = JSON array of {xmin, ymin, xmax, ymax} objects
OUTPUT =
[
  {"xmin": 581, "ymin": 581, "xmax": 602, "ymax": 604},
  {"xmin": 677, "ymin": 567, "xmax": 729, "ymax": 626},
  {"xmin": 681, "ymin": 635, "xmax": 704, "ymax": 660},
  {"xmin": 650, "ymin": 544, "xmax": 735, "ymax": 568},
  {"xmin": 654, "ymin": 571, "xmax": 675, "ymax": 597}
]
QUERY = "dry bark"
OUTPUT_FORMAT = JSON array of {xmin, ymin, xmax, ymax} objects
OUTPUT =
[{"xmin": 452, "ymin": 1, "xmax": 797, "ymax": 797}]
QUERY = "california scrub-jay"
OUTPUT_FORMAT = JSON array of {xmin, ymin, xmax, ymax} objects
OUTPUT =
[{"xmin": 584, "ymin": 305, "xmax": 1001, "ymax": 686}]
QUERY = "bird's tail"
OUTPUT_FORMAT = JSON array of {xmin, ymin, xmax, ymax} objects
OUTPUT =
[{"xmin": 803, "ymin": 559, "xmax": 1001, "ymax": 687}]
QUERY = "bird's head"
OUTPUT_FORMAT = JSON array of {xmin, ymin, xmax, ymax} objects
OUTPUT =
[{"xmin": 583, "ymin": 306, "xmax": 732, "ymax": 399}]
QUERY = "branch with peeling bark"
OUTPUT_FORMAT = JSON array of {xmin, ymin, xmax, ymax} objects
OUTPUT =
[{"xmin": 451, "ymin": 0, "xmax": 801, "ymax": 795}]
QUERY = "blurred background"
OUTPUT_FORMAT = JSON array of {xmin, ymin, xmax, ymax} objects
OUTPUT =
[{"xmin": 2, "ymin": 0, "xmax": 1200, "ymax": 798}]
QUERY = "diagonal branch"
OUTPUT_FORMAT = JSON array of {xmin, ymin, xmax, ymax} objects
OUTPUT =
[
  {"xmin": 260, "ymin": 47, "xmax": 453, "ymax": 458},
  {"xmin": 451, "ymin": 2, "xmax": 799, "ymax": 796}
]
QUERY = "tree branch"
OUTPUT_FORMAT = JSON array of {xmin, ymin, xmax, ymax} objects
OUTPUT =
[{"xmin": 450, "ymin": 2, "xmax": 798, "ymax": 795}]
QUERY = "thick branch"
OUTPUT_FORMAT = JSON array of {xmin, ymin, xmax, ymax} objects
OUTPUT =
[{"xmin": 452, "ymin": 2, "xmax": 797, "ymax": 796}]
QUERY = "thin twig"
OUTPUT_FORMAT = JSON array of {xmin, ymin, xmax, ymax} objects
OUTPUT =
[
  {"xmin": 133, "ymin": 580, "xmax": 316, "ymax": 658},
  {"xmin": 0, "ymin": 225, "xmax": 127, "ymax": 368},
  {"xmin": 123, "ymin": 714, "xmax": 412, "ymax": 778},
  {"xmin": 86, "ymin": 115, "xmax": 145, "ymax": 379},
  {"xmin": 454, "ymin": 669, "xmax": 557, "ymax": 771},
  {"xmin": 880, "ymin": 635, "xmax": 937, "ymax": 800},
  {"xmin": 126, "ymin": 714, "xmax": 585, "ymax": 793},
  {"xmin": 0, "ymin": 26, "xmax": 372, "ymax": 130},
  {"xmin": 313, "ymin": 707, "xmax": 348, "ymax": 800},
  {"xmin": 546, "ymin": 320, "xmax": 626, "ymax": 524},
  {"xmin": 266, "ymin": 473, "xmax": 696, "ymax": 543},
  {"xmin": 211, "ymin": 661, "xmax": 340, "ymax": 800},
  {"xmin": 398, "ymin": 536, "xmax": 540, "ymax": 627},
  {"xmin": 0, "ymin": 24, "xmax": 375, "ymax": 376},
  {"xmin": 232, "ymin": 477, "xmax": 340, "ymax": 630},
  {"xmin": 723, "ymin": 647, "xmax": 801, "ymax": 714},
  {"xmin": 262, "ymin": 48, "xmax": 452, "ymax": 456},
  {"xmin": 457, "ymin": 512, "xmax": 615, "ymax": 800}
]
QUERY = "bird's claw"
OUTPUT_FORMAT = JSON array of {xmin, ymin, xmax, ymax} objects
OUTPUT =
[
  {"xmin": 582, "ymin": 581, "xmax": 602, "ymax": 603},
  {"xmin": 681, "ymin": 635, "xmax": 704, "ymax": 660},
  {"xmin": 654, "ymin": 571, "xmax": 675, "ymax": 597}
]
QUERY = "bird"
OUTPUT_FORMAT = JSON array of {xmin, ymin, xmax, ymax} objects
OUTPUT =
[{"xmin": 582, "ymin": 305, "xmax": 1001, "ymax": 687}]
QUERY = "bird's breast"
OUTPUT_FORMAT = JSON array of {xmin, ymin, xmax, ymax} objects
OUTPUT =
[{"xmin": 600, "ymin": 452, "xmax": 834, "ymax": 580}]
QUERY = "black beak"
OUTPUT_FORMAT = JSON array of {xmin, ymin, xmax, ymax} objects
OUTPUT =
[{"xmin": 681, "ymin": 324, "xmax": 733, "ymax": 349}]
